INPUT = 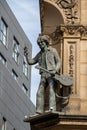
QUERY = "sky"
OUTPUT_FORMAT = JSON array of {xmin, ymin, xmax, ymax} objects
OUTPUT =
[{"xmin": 6, "ymin": 0, "xmax": 41, "ymax": 105}]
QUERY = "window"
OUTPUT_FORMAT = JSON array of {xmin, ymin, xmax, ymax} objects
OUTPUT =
[
  {"xmin": 12, "ymin": 69, "xmax": 18, "ymax": 81},
  {"xmin": 0, "ymin": 18, "xmax": 7, "ymax": 46},
  {"xmin": 22, "ymin": 83, "xmax": 28, "ymax": 94},
  {"xmin": 2, "ymin": 117, "xmax": 6, "ymax": 130},
  {"xmin": 23, "ymin": 55, "xmax": 29, "ymax": 77},
  {"xmin": 0, "ymin": 53, "xmax": 6, "ymax": 65},
  {"xmin": 12, "ymin": 38, "xmax": 19, "ymax": 63}
]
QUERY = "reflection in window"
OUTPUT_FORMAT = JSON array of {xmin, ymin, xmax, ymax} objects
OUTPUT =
[
  {"xmin": 12, "ymin": 69, "xmax": 18, "ymax": 81},
  {"xmin": 12, "ymin": 38, "xmax": 19, "ymax": 63},
  {"xmin": 0, "ymin": 53, "xmax": 6, "ymax": 65},
  {"xmin": 23, "ymin": 55, "xmax": 29, "ymax": 77},
  {"xmin": 0, "ymin": 18, "xmax": 7, "ymax": 46},
  {"xmin": 22, "ymin": 83, "xmax": 28, "ymax": 95},
  {"xmin": 2, "ymin": 117, "xmax": 6, "ymax": 130}
]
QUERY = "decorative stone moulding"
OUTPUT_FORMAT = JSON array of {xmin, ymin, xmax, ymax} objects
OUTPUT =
[{"xmin": 49, "ymin": 0, "xmax": 80, "ymax": 24}]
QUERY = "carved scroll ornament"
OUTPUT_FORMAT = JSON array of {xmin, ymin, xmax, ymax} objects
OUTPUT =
[
  {"xmin": 49, "ymin": 0, "xmax": 79, "ymax": 24},
  {"xmin": 60, "ymin": 25, "xmax": 87, "ymax": 38}
]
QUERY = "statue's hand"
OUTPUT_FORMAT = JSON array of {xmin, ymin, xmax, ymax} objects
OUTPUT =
[
  {"xmin": 24, "ymin": 46, "xmax": 29, "ymax": 57},
  {"xmin": 50, "ymin": 70, "xmax": 56, "ymax": 76}
]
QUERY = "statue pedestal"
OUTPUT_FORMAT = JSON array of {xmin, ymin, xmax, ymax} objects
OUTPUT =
[{"xmin": 24, "ymin": 111, "xmax": 87, "ymax": 130}]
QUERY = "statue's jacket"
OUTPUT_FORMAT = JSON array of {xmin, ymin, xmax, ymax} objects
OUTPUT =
[{"xmin": 33, "ymin": 47, "xmax": 61, "ymax": 73}]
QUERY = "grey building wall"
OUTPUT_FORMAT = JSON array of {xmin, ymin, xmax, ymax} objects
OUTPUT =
[
  {"xmin": 0, "ymin": 0, "xmax": 36, "ymax": 130},
  {"xmin": 0, "ymin": 0, "xmax": 32, "ymax": 95}
]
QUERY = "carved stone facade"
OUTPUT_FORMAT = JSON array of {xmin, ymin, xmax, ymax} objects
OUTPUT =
[
  {"xmin": 51, "ymin": 0, "xmax": 80, "ymax": 24},
  {"xmin": 39, "ymin": 0, "xmax": 87, "ymax": 116},
  {"xmin": 40, "ymin": 0, "xmax": 80, "ymax": 31}
]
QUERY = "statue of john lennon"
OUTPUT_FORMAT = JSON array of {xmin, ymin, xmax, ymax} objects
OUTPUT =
[{"xmin": 24, "ymin": 35, "xmax": 61, "ymax": 114}]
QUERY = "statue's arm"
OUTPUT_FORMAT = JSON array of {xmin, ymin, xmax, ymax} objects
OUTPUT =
[
  {"xmin": 26, "ymin": 55, "xmax": 38, "ymax": 65},
  {"xmin": 24, "ymin": 47, "xmax": 38, "ymax": 65}
]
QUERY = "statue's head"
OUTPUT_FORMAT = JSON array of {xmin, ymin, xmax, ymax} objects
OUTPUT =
[{"xmin": 37, "ymin": 35, "xmax": 50, "ymax": 46}]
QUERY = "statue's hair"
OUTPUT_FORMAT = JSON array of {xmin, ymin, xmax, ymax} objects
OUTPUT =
[{"xmin": 37, "ymin": 34, "xmax": 50, "ymax": 46}]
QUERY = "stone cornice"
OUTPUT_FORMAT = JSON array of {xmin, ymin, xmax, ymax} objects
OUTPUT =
[
  {"xmin": 24, "ymin": 111, "xmax": 87, "ymax": 123},
  {"xmin": 40, "ymin": 25, "xmax": 87, "ymax": 45},
  {"xmin": 24, "ymin": 112, "xmax": 87, "ymax": 130},
  {"xmin": 60, "ymin": 25, "xmax": 87, "ymax": 38},
  {"xmin": 44, "ymin": 25, "xmax": 87, "ymax": 45}
]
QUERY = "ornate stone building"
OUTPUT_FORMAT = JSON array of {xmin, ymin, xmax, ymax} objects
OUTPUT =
[
  {"xmin": 24, "ymin": 1, "xmax": 87, "ymax": 130},
  {"xmin": 39, "ymin": 0, "xmax": 87, "ymax": 115}
]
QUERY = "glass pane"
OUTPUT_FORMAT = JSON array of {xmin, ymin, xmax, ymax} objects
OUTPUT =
[
  {"xmin": 0, "ymin": 20, "xmax": 7, "ymax": 46},
  {"xmin": 0, "ymin": 54, "xmax": 6, "ymax": 65},
  {"xmin": 3, "ymin": 35, "xmax": 6, "ymax": 45},
  {"xmin": 13, "ymin": 39, "xmax": 19, "ymax": 63},
  {"xmin": 2, "ymin": 118, "xmax": 6, "ymax": 130}
]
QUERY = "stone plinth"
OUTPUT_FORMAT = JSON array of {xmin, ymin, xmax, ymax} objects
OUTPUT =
[{"xmin": 24, "ymin": 112, "xmax": 87, "ymax": 130}]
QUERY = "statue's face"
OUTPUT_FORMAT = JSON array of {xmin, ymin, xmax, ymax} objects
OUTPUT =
[{"xmin": 38, "ymin": 40, "xmax": 47, "ymax": 50}]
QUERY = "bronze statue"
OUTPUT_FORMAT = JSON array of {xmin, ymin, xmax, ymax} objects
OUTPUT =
[{"xmin": 24, "ymin": 35, "xmax": 61, "ymax": 114}]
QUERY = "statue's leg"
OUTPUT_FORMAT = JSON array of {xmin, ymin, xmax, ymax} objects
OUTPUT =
[
  {"xmin": 36, "ymin": 78, "xmax": 46, "ymax": 114},
  {"xmin": 48, "ymin": 78, "xmax": 56, "ymax": 111}
]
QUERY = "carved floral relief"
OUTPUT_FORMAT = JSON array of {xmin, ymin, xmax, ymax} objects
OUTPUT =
[{"xmin": 50, "ymin": 0, "xmax": 80, "ymax": 24}]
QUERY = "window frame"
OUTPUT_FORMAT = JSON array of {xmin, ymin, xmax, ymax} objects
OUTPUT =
[
  {"xmin": 12, "ymin": 69, "xmax": 18, "ymax": 81},
  {"xmin": 2, "ymin": 117, "xmax": 6, "ymax": 130},
  {"xmin": 12, "ymin": 37, "xmax": 19, "ymax": 64},
  {"xmin": 22, "ymin": 83, "xmax": 28, "ymax": 95},
  {"xmin": 0, "ymin": 18, "xmax": 8, "ymax": 46},
  {"xmin": 0, "ymin": 53, "xmax": 7, "ymax": 65},
  {"xmin": 23, "ymin": 55, "xmax": 29, "ymax": 78}
]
